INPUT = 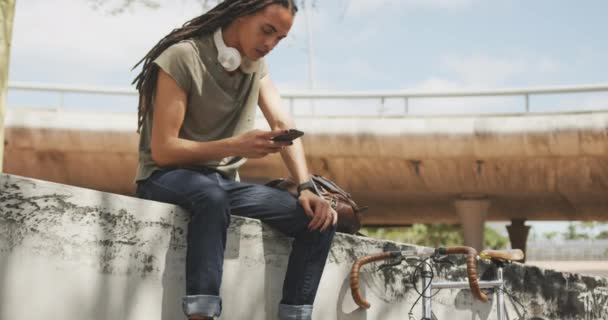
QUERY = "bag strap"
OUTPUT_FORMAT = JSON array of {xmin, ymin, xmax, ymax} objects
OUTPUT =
[
  {"xmin": 311, "ymin": 175, "xmax": 369, "ymax": 213},
  {"xmin": 311, "ymin": 175, "xmax": 352, "ymax": 198}
]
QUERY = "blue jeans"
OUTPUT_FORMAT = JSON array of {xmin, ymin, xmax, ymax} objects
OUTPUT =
[{"xmin": 136, "ymin": 168, "xmax": 335, "ymax": 320}]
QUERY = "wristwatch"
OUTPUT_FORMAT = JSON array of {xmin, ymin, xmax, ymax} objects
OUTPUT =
[{"xmin": 297, "ymin": 181, "xmax": 319, "ymax": 198}]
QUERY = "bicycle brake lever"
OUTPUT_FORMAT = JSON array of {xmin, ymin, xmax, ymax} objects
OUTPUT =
[
  {"xmin": 378, "ymin": 257, "xmax": 405, "ymax": 271},
  {"xmin": 431, "ymin": 255, "xmax": 454, "ymax": 266}
]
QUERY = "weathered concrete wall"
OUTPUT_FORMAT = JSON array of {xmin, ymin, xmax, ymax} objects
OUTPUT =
[{"xmin": 1, "ymin": 173, "xmax": 607, "ymax": 320}]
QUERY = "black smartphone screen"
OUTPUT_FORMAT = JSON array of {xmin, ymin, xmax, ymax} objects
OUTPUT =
[{"xmin": 271, "ymin": 129, "xmax": 304, "ymax": 142}]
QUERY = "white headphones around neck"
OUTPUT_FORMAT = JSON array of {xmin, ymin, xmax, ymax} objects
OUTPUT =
[{"xmin": 213, "ymin": 28, "xmax": 259, "ymax": 74}]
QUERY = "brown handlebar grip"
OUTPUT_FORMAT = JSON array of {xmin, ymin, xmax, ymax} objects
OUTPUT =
[
  {"xmin": 350, "ymin": 251, "xmax": 400, "ymax": 309},
  {"xmin": 444, "ymin": 246, "xmax": 489, "ymax": 303}
]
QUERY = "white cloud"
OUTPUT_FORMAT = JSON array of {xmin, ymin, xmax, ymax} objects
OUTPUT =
[
  {"xmin": 403, "ymin": 55, "xmax": 530, "ymax": 114},
  {"xmin": 345, "ymin": 0, "xmax": 475, "ymax": 17},
  {"xmin": 410, "ymin": 77, "xmax": 467, "ymax": 91},
  {"xmin": 402, "ymin": 53, "xmax": 600, "ymax": 115},
  {"xmin": 10, "ymin": 0, "xmax": 205, "ymax": 83},
  {"xmin": 537, "ymin": 57, "xmax": 561, "ymax": 73},
  {"xmin": 412, "ymin": 53, "xmax": 564, "ymax": 91},
  {"xmin": 439, "ymin": 54, "xmax": 527, "ymax": 87},
  {"xmin": 10, "ymin": 0, "xmax": 320, "ymax": 86},
  {"xmin": 281, "ymin": 50, "xmax": 574, "ymax": 116}
]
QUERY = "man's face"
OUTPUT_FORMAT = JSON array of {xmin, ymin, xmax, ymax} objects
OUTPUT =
[{"xmin": 237, "ymin": 4, "xmax": 294, "ymax": 61}]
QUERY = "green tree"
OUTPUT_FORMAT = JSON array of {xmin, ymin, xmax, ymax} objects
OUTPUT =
[
  {"xmin": 543, "ymin": 231, "xmax": 559, "ymax": 240},
  {"xmin": 563, "ymin": 223, "xmax": 589, "ymax": 240},
  {"xmin": 596, "ymin": 230, "xmax": 608, "ymax": 240},
  {"xmin": 362, "ymin": 224, "xmax": 508, "ymax": 249},
  {"xmin": 89, "ymin": 0, "xmax": 160, "ymax": 15},
  {"xmin": 484, "ymin": 226, "xmax": 508, "ymax": 249}
]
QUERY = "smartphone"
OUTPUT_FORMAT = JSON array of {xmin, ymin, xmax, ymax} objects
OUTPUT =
[{"xmin": 271, "ymin": 129, "xmax": 304, "ymax": 142}]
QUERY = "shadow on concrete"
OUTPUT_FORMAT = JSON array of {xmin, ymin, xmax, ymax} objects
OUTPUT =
[
  {"xmin": 161, "ymin": 214, "xmax": 187, "ymax": 320},
  {"xmin": 262, "ymin": 223, "xmax": 290, "ymax": 320},
  {"xmin": 336, "ymin": 274, "xmax": 367, "ymax": 320},
  {"xmin": 95, "ymin": 191, "xmax": 146, "ymax": 319}
]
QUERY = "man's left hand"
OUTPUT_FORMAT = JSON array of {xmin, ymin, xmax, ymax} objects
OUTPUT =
[{"xmin": 298, "ymin": 190, "xmax": 337, "ymax": 232}]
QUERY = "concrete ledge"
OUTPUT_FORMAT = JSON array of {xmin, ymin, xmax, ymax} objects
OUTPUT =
[{"xmin": 1, "ymin": 173, "xmax": 607, "ymax": 319}]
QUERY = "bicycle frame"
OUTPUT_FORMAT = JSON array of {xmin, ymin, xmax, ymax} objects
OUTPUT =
[
  {"xmin": 350, "ymin": 247, "xmax": 524, "ymax": 320},
  {"xmin": 420, "ymin": 259, "xmax": 506, "ymax": 320}
]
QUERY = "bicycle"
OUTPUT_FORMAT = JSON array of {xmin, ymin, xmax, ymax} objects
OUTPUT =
[{"xmin": 350, "ymin": 246, "xmax": 525, "ymax": 320}]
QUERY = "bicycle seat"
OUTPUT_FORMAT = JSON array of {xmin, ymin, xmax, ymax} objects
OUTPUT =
[{"xmin": 479, "ymin": 249, "xmax": 524, "ymax": 261}]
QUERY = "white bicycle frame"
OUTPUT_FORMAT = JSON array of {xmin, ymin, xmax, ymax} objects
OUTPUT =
[
  {"xmin": 350, "ymin": 247, "xmax": 523, "ymax": 320},
  {"xmin": 420, "ymin": 260, "xmax": 506, "ymax": 320}
]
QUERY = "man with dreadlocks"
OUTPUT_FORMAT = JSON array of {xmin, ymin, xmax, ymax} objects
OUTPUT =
[{"xmin": 132, "ymin": 1, "xmax": 336, "ymax": 319}]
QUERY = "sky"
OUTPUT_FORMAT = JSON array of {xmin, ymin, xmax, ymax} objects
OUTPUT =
[
  {"xmin": 6, "ymin": 0, "xmax": 608, "ymax": 238},
  {"xmin": 7, "ymin": 0, "xmax": 608, "ymax": 113},
  {"xmin": 9, "ymin": 0, "xmax": 608, "ymax": 90}
]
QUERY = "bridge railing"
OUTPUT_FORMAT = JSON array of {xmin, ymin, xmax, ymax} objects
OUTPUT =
[
  {"xmin": 7, "ymin": 81, "xmax": 608, "ymax": 116},
  {"xmin": 527, "ymin": 239, "xmax": 608, "ymax": 261}
]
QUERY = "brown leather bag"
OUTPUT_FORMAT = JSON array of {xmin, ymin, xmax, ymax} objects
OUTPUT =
[{"xmin": 265, "ymin": 175, "xmax": 368, "ymax": 234}]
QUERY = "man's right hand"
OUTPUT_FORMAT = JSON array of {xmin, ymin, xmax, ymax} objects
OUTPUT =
[{"xmin": 232, "ymin": 129, "xmax": 293, "ymax": 158}]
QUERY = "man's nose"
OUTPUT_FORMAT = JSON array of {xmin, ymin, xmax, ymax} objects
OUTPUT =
[{"xmin": 264, "ymin": 38, "xmax": 278, "ymax": 51}]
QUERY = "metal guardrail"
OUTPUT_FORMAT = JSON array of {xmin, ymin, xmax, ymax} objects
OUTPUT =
[
  {"xmin": 8, "ymin": 81, "xmax": 608, "ymax": 115},
  {"xmin": 527, "ymin": 240, "xmax": 608, "ymax": 261}
]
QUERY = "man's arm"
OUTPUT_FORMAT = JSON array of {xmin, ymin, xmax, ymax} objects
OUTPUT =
[
  {"xmin": 150, "ymin": 69, "xmax": 286, "ymax": 167},
  {"xmin": 258, "ymin": 75, "xmax": 337, "ymax": 231},
  {"xmin": 257, "ymin": 76, "xmax": 309, "ymax": 184}
]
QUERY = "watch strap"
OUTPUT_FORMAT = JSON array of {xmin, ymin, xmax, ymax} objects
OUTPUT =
[{"xmin": 297, "ymin": 181, "xmax": 318, "ymax": 197}]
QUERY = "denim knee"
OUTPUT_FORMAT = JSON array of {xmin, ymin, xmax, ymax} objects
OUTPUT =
[
  {"xmin": 188, "ymin": 186, "xmax": 230, "ymax": 225},
  {"xmin": 295, "ymin": 223, "xmax": 336, "ymax": 245},
  {"xmin": 190, "ymin": 185, "xmax": 228, "ymax": 208}
]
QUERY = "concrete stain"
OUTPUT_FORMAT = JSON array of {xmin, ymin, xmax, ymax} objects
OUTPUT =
[
  {"xmin": 1, "ymin": 175, "xmax": 187, "ymax": 278},
  {"xmin": 3, "ymin": 174, "xmax": 608, "ymax": 319}
]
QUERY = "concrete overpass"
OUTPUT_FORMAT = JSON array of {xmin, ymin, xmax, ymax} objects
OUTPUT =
[{"xmin": 4, "ymin": 82, "xmax": 608, "ymax": 251}]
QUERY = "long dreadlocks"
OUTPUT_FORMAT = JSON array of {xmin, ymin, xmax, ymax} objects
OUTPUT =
[{"xmin": 132, "ymin": 0, "xmax": 299, "ymax": 133}]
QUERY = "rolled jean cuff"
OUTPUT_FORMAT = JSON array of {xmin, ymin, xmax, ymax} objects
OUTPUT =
[
  {"xmin": 278, "ymin": 304, "xmax": 313, "ymax": 320},
  {"xmin": 182, "ymin": 294, "xmax": 222, "ymax": 317}
]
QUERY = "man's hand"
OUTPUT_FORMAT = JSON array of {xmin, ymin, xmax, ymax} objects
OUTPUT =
[
  {"xmin": 232, "ymin": 129, "xmax": 293, "ymax": 159},
  {"xmin": 298, "ymin": 189, "xmax": 337, "ymax": 232}
]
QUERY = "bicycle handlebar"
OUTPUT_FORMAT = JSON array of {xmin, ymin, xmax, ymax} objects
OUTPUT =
[
  {"xmin": 349, "ymin": 252, "xmax": 399, "ymax": 309},
  {"xmin": 439, "ymin": 246, "xmax": 488, "ymax": 303},
  {"xmin": 349, "ymin": 246, "xmax": 488, "ymax": 309}
]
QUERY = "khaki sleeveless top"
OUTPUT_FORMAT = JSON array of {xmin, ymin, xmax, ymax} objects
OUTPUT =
[{"xmin": 135, "ymin": 34, "xmax": 268, "ymax": 182}]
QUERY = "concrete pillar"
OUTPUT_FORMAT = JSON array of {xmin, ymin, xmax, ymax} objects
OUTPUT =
[
  {"xmin": 454, "ymin": 199, "xmax": 491, "ymax": 251},
  {"xmin": 506, "ymin": 219, "xmax": 530, "ymax": 263},
  {"xmin": 0, "ymin": 0, "xmax": 17, "ymax": 172}
]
